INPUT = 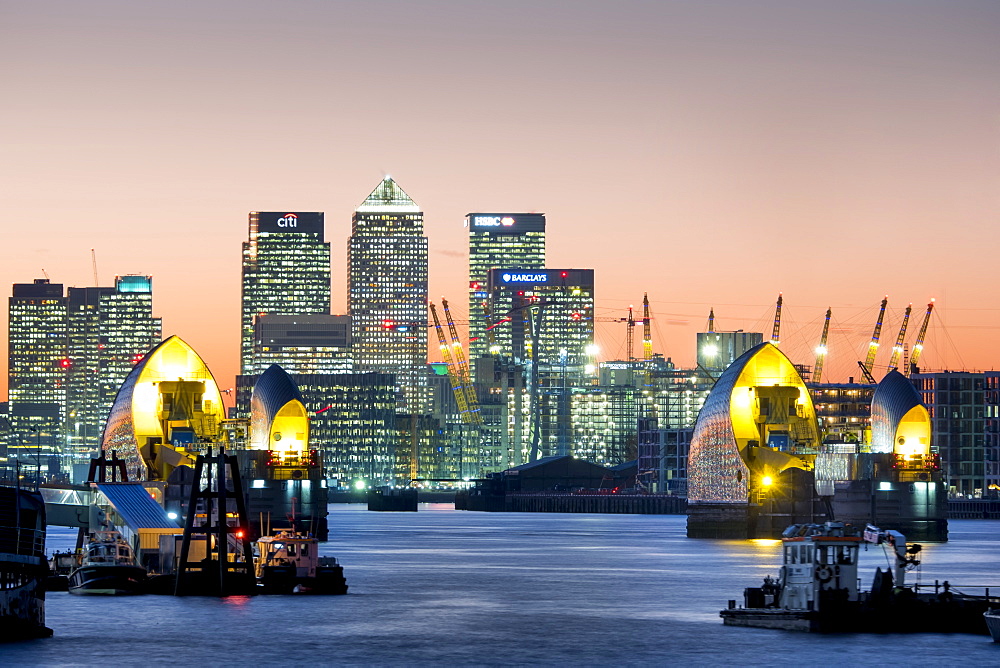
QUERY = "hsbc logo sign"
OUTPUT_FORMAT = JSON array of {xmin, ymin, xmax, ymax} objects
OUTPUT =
[
  {"xmin": 473, "ymin": 216, "xmax": 516, "ymax": 228},
  {"xmin": 277, "ymin": 213, "xmax": 298, "ymax": 228}
]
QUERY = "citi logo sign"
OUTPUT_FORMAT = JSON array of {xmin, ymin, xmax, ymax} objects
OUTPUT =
[
  {"xmin": 277, "ymin": 213, "xmax": 298, "ymax": 228},
  {"xmin": 502, "ymin": 273, "xmax": 548, "ymax": 283}
]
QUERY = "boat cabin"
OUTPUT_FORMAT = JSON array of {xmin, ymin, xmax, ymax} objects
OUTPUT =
[
  {"xmin": 778, "ymin": 522, "xmax": 863, "ymax": 611},
  {"xmin": 255, "ymin": 531, "xmax": 319, "ymax": 579},
  {"xmin": 84, "ymin": 531, "xmax": 137, "ymax": 566}
]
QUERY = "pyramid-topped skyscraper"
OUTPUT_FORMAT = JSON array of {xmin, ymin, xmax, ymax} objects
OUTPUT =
[{"xmin": 348, "ymin": 177, "xmax": 429, "ymax": 412}]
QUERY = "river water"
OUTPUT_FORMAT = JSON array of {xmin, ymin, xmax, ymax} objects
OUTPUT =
[{"xmin": 3, "ymin": 506, "xmax": 999, "ymax": 666}]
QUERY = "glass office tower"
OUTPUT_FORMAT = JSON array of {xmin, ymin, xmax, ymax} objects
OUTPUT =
[
  {"xmin": 241, "ymin": 212, "xmax": 330, "ymax": 374},
  {"xmin": 467, "ymin": 213, "xmax": 545, "ymax": 371},
  {"xmin": 348, "ymin": 177, "xmax": 428, "ymax": 412}
]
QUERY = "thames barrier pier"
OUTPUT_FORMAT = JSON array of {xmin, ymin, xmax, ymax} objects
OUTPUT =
[{"xmin": 686, "ymin": 343, "xmax": 947, "ymax": 541}]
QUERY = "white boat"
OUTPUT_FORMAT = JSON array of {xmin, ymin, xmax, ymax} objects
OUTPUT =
[
  {"xmin": 255, "ymin": 530, "xmax": 347, "ymax": 595},
  {"xmin": 68, "ymin": 530, "xmax": 147, "ymax": 595},
  {"xmin": 985, "ymin": 610, "xmax": 1000, "ymax": 642}
]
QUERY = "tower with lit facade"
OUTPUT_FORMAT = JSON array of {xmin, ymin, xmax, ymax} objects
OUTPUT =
[
  {"xmin": 7, "ymin": 279, "xmax": 68, "ymax": 462},
  {"xmin": 348, "ymin": 177, "xmax": 428, "ymax": 412},
  {"xmin": 8, "ymin": 276, "xmax": 161, "ymax": 471},
  {"xmin": 467, "ymin": 213, "xmax": 545, "ymax": 369},
  {"xmin": 65, "ymin": 275, "xmax": 161, "ymax": 454},
  {"xmin": 241, "ymin": 212, "xmax": 330, "ymax": 375},
  {"xmin": 487, "ymin": 268, "xmax": 594, "ymax": 369}
]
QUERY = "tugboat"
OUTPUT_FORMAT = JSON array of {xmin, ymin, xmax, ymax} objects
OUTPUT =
[
  {"xmin": 255, "ymin": 530, "xmax": 347, "ymax": 595},
  {"xmin": 0, "ymin": 483, "xmax": 52, "ymax": 641},
  {"xmin": 721, "ymin": 522, "xmax": 999, "ymax": 634},
  {"xmin": 68, "ymin": 530, "xmax": 147, "ymax": 595}
]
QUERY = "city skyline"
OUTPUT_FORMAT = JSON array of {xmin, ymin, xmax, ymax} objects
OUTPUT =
[{"xmin": 3, "ymin": 1, "xmax": 999, "ymax": 398}]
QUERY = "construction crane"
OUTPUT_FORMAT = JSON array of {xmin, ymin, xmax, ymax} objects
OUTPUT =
[
  {"xmin": 907, "ymin": 299, "xmax": 935, "ymax": 376},
  {"xmin": 91, "ymin": 249, "xmax": 99, "ymax": 285},
  {"xmin": 626, "ymin": 305, "xmax": 635, "ymax": 361},
  {"xmin": 863, "ymin": 296, "xmax": 889, "ymax": 377},
  {"xmin": 771, "ymin": 293, "xmax": 783, "ymax": 345},
  {"xmin": 813, "ymin": 307, "xmax": 832, "ymax": 383},
  {"xmin": 641, "ymin": 294, "xmax": 653, "ymax": 362},
  {"xmin": 429, "ymin": 302, "xmax": 472, "ymax": 420},
  {"xmin": 442, "ymin": 298, "xmax": 482, "ymax": 424},
  {"xmin": 641, "ymin": 294, "xmax": 654, "ymax": 387},
  {"xmin": 887, "ymin": 304, "xmax": 913, "ymax": 372}
]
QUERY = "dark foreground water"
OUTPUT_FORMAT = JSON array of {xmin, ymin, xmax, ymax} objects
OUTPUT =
[{"xmin": 3, "ymin": 506, "xmax": 999, "ymax": 666}]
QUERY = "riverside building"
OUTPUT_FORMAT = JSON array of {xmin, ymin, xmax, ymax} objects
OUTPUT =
[{"xmin": 240, "ymin": 212, "xmax": 330, "ymax": 374}]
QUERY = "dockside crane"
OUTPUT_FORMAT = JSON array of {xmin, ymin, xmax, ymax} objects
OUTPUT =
[
  {"xmin": 887, "ymin": 303, "xmax": 913, "ymax": 372},
  {"xmin": 863, "ymin": 296, "xmax": 889, "ymax": 378},
  {"xmin": 813, "ymin": 308, "xmax": 832, "ymax": 383},
  {"xmin": 771, "ymin": 293, "xmax": 783, "ymax": 345},
  {"xmin": 442, "ymin": 298, "xmax": 482, "ymax": 424},
  {"xmin": 907, "ymin": 300, "xmax": 935, "ymax": 376}
]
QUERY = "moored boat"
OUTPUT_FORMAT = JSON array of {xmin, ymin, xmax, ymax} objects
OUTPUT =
[
  {"xmin": 985, "ymin": 610, "xmax": 1000, "ymax": 642},
  {"xmin": 0, "ymin": 484, "xmax": 52, "ymax": 641},
  {"xmin": 721, "ymin": 522, "xmax": 999, "ymax": 634},
  {"xmin": 68, "ymin": 530, "xmax": 147, "ymax": 595},
  {"xmin": 255, "ymin": 530, "xmax": 347, "ymax": 595}
]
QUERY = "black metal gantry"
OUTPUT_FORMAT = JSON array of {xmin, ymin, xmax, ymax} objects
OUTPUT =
[
  {"xmin": 174, "ymin": 446, "xmax": 256, "ymax": 596},
  {"xmin": 86, "ymin": 450, "xmax": 129, "ymax": 483}
]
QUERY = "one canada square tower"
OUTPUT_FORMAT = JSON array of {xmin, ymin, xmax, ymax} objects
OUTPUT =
[{"xmin": 348, "ymin": 177, "xmax": 429, "ymax": 412}]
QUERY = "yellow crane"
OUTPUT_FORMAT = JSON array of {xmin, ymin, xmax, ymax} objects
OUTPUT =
[
  {"xmin": 813, "ymin": 307, "xmax": 832, "ymax": 383},
  {"xmin": 887, "ymin": 303, "xmax": 913, "ymax": 372},
  {"xmin": 442, "ymin": 298, "xmax": 482, "ymax": 425},
  {"xmin": 707, "ymin": 307, "xmax": 715, "ymax": 333},
  {"xmin": 907, "ymin": 299, "xmax": 935, "ymax": 376},
  {"xmin": 771, "ymin": 293, "xmax": 783, "ymax": 345},
  {"xmin": 863, "ymin": 296, "xmax": 889, "ymax": 377},
  {"xmin": 429, "ymin": 302, "xmax": 472, "ymax": 420}
]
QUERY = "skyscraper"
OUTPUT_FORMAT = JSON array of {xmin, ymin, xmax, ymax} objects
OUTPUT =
[
  {"xmin": 467, "ymin": 213, "xmax": 545, "ymax": 368},
  {"xmin": 7, "ymin": 279, "xmax": 68, "ymax": 460},
  {"xmin": 487, "ymin": 268, "xmax": 595, "ymax": 368},
  {"xmin": 241, "ymin": 212, "xmax": 330, "ymax": 374},
  {"xmin": 348, "ymin": 177, "xmax": 428, "ymax": 412},
  {"xmin": 8, "ymin": 276, "xmax": 161, "ymax": 471},
  {"xmin": 65, "ymin": 275, "xmax": 161, "ymax": 454}
]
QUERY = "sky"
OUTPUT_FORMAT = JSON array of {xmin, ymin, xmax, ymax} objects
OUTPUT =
[{"xmin": 2, "ymin": 0, "xmax": 999, "ymax": 397}]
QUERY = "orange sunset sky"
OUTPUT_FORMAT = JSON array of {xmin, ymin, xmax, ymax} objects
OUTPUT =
[{"xmin": 2, "ymin": 1, "xmax": 999, "ymax": 398}]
